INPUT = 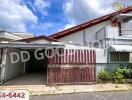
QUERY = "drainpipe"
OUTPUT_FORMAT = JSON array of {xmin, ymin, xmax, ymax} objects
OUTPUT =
[
  {"xmin": 83, "ymin": 29, "xmax": 86, "ymax": 46},
  {"xmin": 107, "ymin": 47, "xmax": 110, "ymax": 70}
]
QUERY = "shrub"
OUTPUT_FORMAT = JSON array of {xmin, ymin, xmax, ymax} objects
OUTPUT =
[
  {"xmin": 125, "ymin": 68, "xmax": 132, "ymax": 79},
  {"xmin": 98, "ymin": 65, "xmax": 132, "ymax": 83},
  {"xmin": 109, "ymin": 71, "xmax": 116, "ymax": 83},
  {"xmin": 114, "ymin": 71, "xmax": 125, "ymax": 83},
  {"xmin": 125, "ymin": 65, "xmax": 132, "ymax": 79},
  {"xmin": 98, "ymin": 69, "xmax": 111, "ymax": 83},
  {"xmin": 112, "ymin": 65, "xmax": 126, "ymax": 83}
]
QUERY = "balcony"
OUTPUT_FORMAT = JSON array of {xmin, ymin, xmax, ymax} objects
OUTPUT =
[
  {"xmin": 96, "ymin": 25, "xmax": 132, "ymax": 41},
  {"xmin": 96, "ymin": 25, "xmax": 119, "ymax": 41}
]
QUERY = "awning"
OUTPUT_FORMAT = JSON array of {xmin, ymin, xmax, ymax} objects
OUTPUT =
[{"xmin": 109, "ymin": 45, "xmax": 132, "ymax": 52}]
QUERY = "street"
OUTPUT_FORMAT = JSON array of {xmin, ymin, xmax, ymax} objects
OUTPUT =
[{"xmin": 31, "ymin": 91, "xmax": 132, "ymax": 100}]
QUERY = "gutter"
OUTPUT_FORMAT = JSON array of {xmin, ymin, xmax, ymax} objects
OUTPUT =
[{"xmin": 0, "ymin": 42, "xmax": 65, "ymax": 48}]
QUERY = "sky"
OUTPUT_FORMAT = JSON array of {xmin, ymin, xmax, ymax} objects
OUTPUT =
[{"xmin": 0, "ymin": 0, "xmax": 131, "ymax": 36}]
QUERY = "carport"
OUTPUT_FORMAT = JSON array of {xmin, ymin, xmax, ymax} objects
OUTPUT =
[
  {"xmin": 0, "ymin": 42, "xmax": 64, "ymax": 85},
  {"xmin": 0, "ymin": 42, "xmax": 96, "ymax": 85}
]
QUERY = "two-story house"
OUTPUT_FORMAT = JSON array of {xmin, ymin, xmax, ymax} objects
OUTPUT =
[{"xmin": 50, "ymin": 6, "xmax": 132, "ymax": 73}]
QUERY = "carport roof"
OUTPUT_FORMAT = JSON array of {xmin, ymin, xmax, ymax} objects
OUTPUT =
[
  {"xmin": 0, "ymin": 42, "xmax": 64, "ymax": 48},
  {"xmin": 17, "ymin": 35, "xmax": 58, "ymax": 42}
]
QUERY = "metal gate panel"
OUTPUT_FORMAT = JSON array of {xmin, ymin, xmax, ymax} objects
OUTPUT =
[{"xmin": 48, "ymin": 49, "xmax": 96, "ymax": 85}]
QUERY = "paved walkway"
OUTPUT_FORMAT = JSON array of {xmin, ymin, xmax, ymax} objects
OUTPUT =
[{"xmin": 0, "ymin": 84, "xmax": 132, "ymax": 95}]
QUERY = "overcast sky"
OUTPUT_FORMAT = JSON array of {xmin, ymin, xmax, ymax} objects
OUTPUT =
[{"xmin": 0, "ymin": 0, "xmax": 131, "ymax": 36}]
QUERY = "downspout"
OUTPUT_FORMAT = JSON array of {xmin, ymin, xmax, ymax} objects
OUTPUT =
[
  {"xmin": 107, "ymin": 47, "xmax": 110, "ymax": 70},
  {"xmin": 83, "ymin": 29, "xmax": 86, "ymax": 46}
]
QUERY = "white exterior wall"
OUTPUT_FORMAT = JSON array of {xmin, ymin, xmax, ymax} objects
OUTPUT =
[
  {"xmin": 5, "ymin": 48, "xmax": 24, "ymax": 80},
  {"xmin": 95, "ymin": 49, "xmax": 108, "ymax": 74},
  {"xmin": 59, "ymin": 31, "xmax": 83, "ymax": 44},
  {"xmin": 59, "ymin": 21, "xmax": 111, "ymax": 44},
  {"xmin": 85, "ymin": 21, "xmax": 111, "ymax": 42},
  {"xmin": 96, "ymin": 49, "xmax": 107, "ymax": 63},
  {"xmin": 96, "ymin": 28, "xmax": 106, "ymax": 41},
  {"xmin": 106, "ymin": 25, "xmax": 119, "ymax": 39}
]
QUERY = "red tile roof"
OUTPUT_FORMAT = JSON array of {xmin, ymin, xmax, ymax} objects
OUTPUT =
[
  {"xmin": 17, "ymin": 35, "xmax": 57, "ymax": 42},
  {"xmin": 49, "ymin": 6, "xmax": 132, "ymax": 39}
]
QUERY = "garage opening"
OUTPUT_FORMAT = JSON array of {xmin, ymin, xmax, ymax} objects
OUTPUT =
[
  {"xmin": 5, "ymin": 49, "xmax": 48, "ymax": 85},
  {"xmin": 26, "ymin": 49, "xmax": 48, "ymax": 74},
  {"xmin": 25, "ymin": 49, "xmax": 48, "ymax": 85}
]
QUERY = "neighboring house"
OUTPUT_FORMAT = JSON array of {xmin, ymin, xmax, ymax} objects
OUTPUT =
[
  {"xmin": 12, "ymin": 32, "xmax": 35, "ymax": 39},
  {"xmin": 0, "ymin": 30, "xmax": 34, "ymax": 42},
  {"xmin": 18, "ymin": 35, "xmax": 58, "ymax": 43},
  {"xmin": 0, "ymin": 7, "xmax": 132, "ymax": 85}
]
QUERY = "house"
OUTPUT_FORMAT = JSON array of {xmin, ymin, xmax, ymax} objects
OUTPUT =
[
  {"xmin": 0, "ymin": 30, "xmax": 34, "ymax": 42},
  {"xmin": 50, "ymin": 6, "xmax": 132, "ymax": 73},
  {"xmin": 0, "ymin": 6, "xmax": 132, "ymax": 85}
]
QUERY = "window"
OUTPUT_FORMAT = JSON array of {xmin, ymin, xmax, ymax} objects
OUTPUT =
[
  {"xmin": 110, "ymin": 52, "xmax": 119, "ymax": 62},
  {"xmin": 110, "ymin": 52, "xmax": 129, "ymax": 62},
  {"xmin": 120, "ymin": 52, "xmax": 129, "ymax": 62}
]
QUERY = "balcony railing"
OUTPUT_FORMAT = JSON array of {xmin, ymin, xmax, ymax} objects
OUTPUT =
[
  {"xmin": 120, "ymin": 29, "xmax": 132, "ymax": 37},
  {"xmin": 96, "ymin": 25, "xmax": 132, "ymax": 40}
]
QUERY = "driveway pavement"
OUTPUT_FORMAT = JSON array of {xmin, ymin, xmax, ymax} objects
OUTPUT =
[
  {"xmin": 1, "ymin": 84, "xmax": 132, "ymax": 95},
  {"xmin": 31, "ymin": 91, "xmax": 132, "ymax": 100},
  {"xmin": 4, "ymin": 73, "xmax": 46, "ymax": 85}
]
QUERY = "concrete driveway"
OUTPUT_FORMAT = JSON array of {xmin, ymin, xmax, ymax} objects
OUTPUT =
[
  {"xmin": 31, "ymin": 91, "xmax": 132, "ymax": 100},
  {"xmin": 3, "ymin": 73, "xmax": 47, "ymax": 85},
  {"xmin": 1, "ymin": 84, "xmax": 132, "ymax": 95}
]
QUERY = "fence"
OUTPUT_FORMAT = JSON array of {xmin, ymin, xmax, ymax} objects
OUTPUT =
[{"xmin": 48, "ymin": 49, "xmax": 96, "ymax": 84}]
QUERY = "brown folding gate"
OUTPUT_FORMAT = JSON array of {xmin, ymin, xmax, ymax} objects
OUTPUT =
[{"xmin": 48, "ymin": 49, "xmax": 96, "ymax": 84}]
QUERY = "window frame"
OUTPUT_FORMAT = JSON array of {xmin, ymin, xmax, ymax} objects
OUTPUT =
[{"xmin": 109, "ymin": 52, "xmax": 130, "ymax": 63}]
